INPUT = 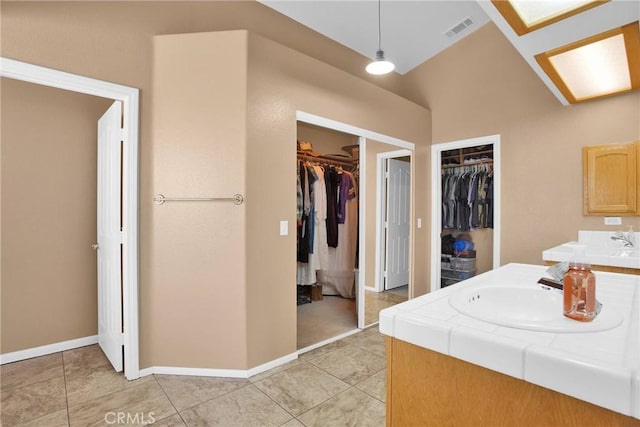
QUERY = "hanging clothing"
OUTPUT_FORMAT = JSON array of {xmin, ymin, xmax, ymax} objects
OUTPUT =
[
  {"xmin": 297, "ymin": 163, "xmax": 311, "ymax": 262},
  {"xmin": 441, "ymin": 165, "xmax": 493, "ymax": 231},
  {"xmin": 318, "ymin": 171, "xmax": 358, "ymax": 298},
  {"xmin": 325, "ymin": 167, "xmax": 340, "ymax": 248},
  {"xmin": 296, "ymin": 160, "xmax": 358, "ymax": 298},
  {"xmin": 297, "ymin": 165, "xmax": 329, "ymax": 286}
]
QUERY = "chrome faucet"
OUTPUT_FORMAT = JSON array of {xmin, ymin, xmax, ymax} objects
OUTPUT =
[{"xmin": 611, "ymin": 231, "xmax": 635, "ymax": 247}]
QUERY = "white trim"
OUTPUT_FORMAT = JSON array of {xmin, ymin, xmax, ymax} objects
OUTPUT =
[
  {"xmin": 358, "ymin": 137, "xmax": 367, "ymax": 329},
  {"xmin": 0, "ymin": 335, "xmax": 98, "ymax": 365},
  {"xmin": 0, "ymin": 57, "xmax": 140, "ymax": 380},
  {"xmin": 296, "ymin": 111, "xmax": 415, "ymax": 150},
  {"xmin": 138, "ymin": 352, "xmax": 299, "ymax": 379},
  {"xmin": 375, "ymin": 149, "xmax": 412, "ymax": 293},
  {"xmin": 430, "ymin": 134, "xmax": 501, "ymax": 293}
]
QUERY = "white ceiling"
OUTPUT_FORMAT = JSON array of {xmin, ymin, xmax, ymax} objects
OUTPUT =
[{"xmin": 260, "ymin": 0, "xmax": 640, "ymax": 105}]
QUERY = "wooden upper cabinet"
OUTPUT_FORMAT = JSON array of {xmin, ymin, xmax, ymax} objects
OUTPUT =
[{"xmin": 583, "ymin": 141, "xmax": 639, "ymax": 215}]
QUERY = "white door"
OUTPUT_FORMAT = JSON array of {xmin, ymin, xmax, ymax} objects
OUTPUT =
[
  {"xmin": 97, "ymin": 101, "xmax": 123, "ymax": 372},
  {"xmin": 384, "ymin": 159, "xmax": 410, "ymax": 290}
]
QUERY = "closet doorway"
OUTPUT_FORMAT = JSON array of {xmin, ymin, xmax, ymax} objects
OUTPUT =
[
  {"xmin": 295, "ymin": 111, "xmax": 415, "ymax": 350},
  {"xmin": 0, "ymin": 58, "xmax": 141, "ymax": 380},
  {"xmin": 296, "ymin": 121, "xmax": 360, "ymax": 349},
  {"xmin": 430, "ymin": 134, "xmax": 501, "ymax": 292}
]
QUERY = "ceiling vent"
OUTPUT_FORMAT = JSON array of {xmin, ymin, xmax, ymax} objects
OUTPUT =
[{"xmin": 445, "ymin": 17, "xmax": 474, "ymax": 38}]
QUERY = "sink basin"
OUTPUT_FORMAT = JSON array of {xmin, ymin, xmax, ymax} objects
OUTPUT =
[
  {"xmin": 449, "ymin": 284, "xmax": 624, "ymax": 333},
  {"xmin": 612, "ymin": 248, "xmax": 639, "ymax": 257}
]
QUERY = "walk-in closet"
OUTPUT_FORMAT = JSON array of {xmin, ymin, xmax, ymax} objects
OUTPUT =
[
  {"xmin": 296, "ymin": 122, "xmax": 360, "ymax": 349},
  {"xmin": 440, "ymin": 144, "xmax": 494, "ymax": 288}
]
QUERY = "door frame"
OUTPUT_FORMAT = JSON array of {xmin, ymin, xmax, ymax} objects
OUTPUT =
[
  {"xmin": 430, "ymin": 134, "xmax": 501, "ymax": 293},
  {"xmin": 295, "ymin": 111, "xmax": 415, "ymax": 330},
  {"xmin": 1, "ymin": 57, "xmax": 140, "ymax": 380},
  {"xmin": 374, "ymin": 149, "xmax": 412, "ymax": 292}
]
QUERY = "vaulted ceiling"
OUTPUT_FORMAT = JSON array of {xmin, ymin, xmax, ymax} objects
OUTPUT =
[{"xmin": 260, "ymin": 1, "xmax": 640, "ymax": 105}]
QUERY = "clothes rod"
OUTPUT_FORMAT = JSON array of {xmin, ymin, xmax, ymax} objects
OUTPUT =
[{"xmin": 153, "ymin": 194, "xmax": 244, "ymax": 205}]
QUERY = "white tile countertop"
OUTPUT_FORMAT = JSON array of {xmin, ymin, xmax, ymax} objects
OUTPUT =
[
  {"xmin": 379, "ymin": 263, "xmax": 640, "ymax": 418},
  {"xmin": 543, "ymin": 230, "xmax": 640, "ymax": 269}
]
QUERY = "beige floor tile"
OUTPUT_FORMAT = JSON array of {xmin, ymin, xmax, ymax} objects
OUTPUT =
[
  {"xmin": 355, "ymin": 369, "xmax": 386, "ymax": 402},
  {"xmin": 0, "ymin": 376, "xmax": 67, "ymax": 426},
  {"xmin": 352, "ymin": 332, "xmax": 386, "ymax": 358},
  {"xmin": 155, "ymin": 374, "xmax": 248, "ymax": 411},
  {"xmin": 365, "ymin": 290, "xmax": 407, "ymax": 326},
  {"xmin": 147, "ymin": 412, "xmax": 186, "ymax": 426},
  {"xmin": 249, "ymin": 358, "xmax": 305, "ymax": 383},
  {"xmin": 65, "ymin": 360, "xmax": 154, "ymax": 407},
  {"xmin": 361, "ymin": 325, "xmax": 384, "ymax": 338},
  {"xmin": 63, "ymin": 345, "xmax": 110, "ymax": 371},
  {"xmin": 335, "ymin": 330, "xmax": 367, "ymax": 346},
  {"xmin": 0, "ymin": 352, "xmax": 64, "ymax": 391},
  {"xmin": 18, "ymin": 408, "xmax": 70, "ymax": 427},
  {"xmin": 68, "ymin": 380, "xmax": 176, "ymax": 427},
  {"xmin": 297, "ymin": 387, "xmax": 386, "ymax": 427},
  {"xmin": 253, "ymin": 363, "xmax": 349, "ymax": 416},
  {"xmin": 297, "ymin": 296, "xmax": 357, "ymax": 349},
  {"xmin": 297, "ymin": 340, "xmax": 348, "ymax": 362},
  {"xmin": 280, "ymin": 418, "xmax": 305, "ymax": 427},
  {"xmin": 308, "ymin": 345, "xmax": 385, "ymax": 385},
  {"xmin": 180, "ymin": 384, "xmax": 292, "ymax": 427}
]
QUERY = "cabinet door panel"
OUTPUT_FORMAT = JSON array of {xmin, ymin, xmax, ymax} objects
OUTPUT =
[{"xmin": 583, "ymin": 142, "xmax": 638, "ymax": 215}]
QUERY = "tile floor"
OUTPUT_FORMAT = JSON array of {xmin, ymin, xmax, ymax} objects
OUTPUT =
[
  {"xmin": 364, "ymin": 289, "xmax": 408, "ymax": 326},
  {"xmin": 1, "ymin": 327, "xmax": 386, "ymax": 426}
]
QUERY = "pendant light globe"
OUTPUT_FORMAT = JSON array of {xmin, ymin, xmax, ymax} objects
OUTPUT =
[
  {"xmin": 366, "ymin": 0, "xmax": 395, "ymax": 75},
  {"xmin": 366, "ymin": 50, "xmax": 395, "ymax": 75}
]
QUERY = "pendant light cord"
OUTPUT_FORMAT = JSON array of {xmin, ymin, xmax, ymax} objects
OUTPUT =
[{"xmin": 377, "ymin": 0, "xmax": 382, "ymax": 51}]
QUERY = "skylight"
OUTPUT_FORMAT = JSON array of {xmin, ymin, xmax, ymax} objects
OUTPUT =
[
  {"xmin": 492, "ymin": 0, "xmax": 608, "ymax": 35},
  {"xmin": 535, "ymin": 23, "xmax": 640, "ymax": 103}
]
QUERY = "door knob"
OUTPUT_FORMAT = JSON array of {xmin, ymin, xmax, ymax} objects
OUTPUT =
[{"xmin": 91, "ymin": 244, "xmax": 99, "ymax": 250}]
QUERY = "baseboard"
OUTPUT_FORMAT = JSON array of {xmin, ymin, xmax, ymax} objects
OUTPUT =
[
  {"xmin": 0, "ymin": 335, "xmax": 98, "ymax": 365},
  {"xmin": 139, "ymin": 351, "xmax": 299, "ymax": 379}
]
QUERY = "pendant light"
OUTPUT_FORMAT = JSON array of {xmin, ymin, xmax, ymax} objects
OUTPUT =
[{"xmin": 366, "ymin": 0, "xmax": 395, "ymax": 75}]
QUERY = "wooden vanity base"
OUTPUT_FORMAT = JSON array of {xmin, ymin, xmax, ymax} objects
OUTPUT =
[{"xmin": 386, "ymin": 337, "xmax": 639, "ymax": 427}]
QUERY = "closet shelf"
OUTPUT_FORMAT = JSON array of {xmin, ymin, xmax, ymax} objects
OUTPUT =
[
  {"xmin": 441, "ymin": 159, "xmax": 493, "ymax": 169},
  {"xmin": 297, "ymin": 151, "xmax": 355, "ymax": 167}
]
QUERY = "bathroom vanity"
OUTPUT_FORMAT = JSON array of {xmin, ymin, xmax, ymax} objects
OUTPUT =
[
  {"xmin": 380, "ymin": 264, "xmax": 639, "ymax": 426},
  {"xmin": 543, "ymin": 230, "xmax": 640, "ymax": 275}
]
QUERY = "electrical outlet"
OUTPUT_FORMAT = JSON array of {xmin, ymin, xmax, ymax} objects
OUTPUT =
[
  {"xmin": 604, "ymin": 217, "xmax": 622, "ymax": 226},
  {"xmin": 417, "ymin": 218, "xmax": 422, "ymax": 228}
]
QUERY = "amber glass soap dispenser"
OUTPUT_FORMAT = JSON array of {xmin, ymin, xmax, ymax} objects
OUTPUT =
[{"xmin": 563, "ymin": 246, "xmax": 596, "ymax": 322}]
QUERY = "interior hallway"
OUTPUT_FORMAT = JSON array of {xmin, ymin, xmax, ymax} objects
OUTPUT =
[{"xmin": 1, "ymin": 327, "xmax": 386, "ymax": 426}]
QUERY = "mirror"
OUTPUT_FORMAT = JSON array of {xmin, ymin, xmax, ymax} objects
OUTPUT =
[{"xmin": 362, "ymin": 139, "xmax": 411, "ymax": 327}]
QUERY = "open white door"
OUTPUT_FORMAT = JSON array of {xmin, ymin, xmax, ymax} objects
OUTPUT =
[
  {"xmin": 384, "ymin": 158, "xmax": 410, "ymax": 290},
  {"xmin": 96, "ymin": 101, "xmax": 123, "ymax": 372}
]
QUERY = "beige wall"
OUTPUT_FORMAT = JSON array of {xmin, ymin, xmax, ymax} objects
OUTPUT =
[
  {"xmin": 1, "ymin": 78, "xmax": 112, "ymax": 353},
  {"xmin": 0, "ymin": 1, "xmax": 426, "ymax": 368},
  {"xmin": 246, "ymin": 33, "xmax": 431, "ymax": 367},
  {"xmin": 148, "ymin": 32, "xmax": 249, "ymax": 368},
  {"xmin": 401, "ymin": 23, "xmax": 640, "ymax": 267}
]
